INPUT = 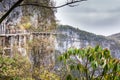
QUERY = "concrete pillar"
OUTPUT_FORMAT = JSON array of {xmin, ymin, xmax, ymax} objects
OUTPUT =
[
  {"xmin": 10, "ymin": 36, "xmax": 14, "ymax": 57},
  {"xmin": 19, "ymin": 35, "xmax": 21, "ymax": 47},
  {"xmin": 24, "ymin": 35, "xmax": 26, "ymax": 46},
  {"xmin": 30, "ymin": 34, "xmax": 33, "ymax": 41}
]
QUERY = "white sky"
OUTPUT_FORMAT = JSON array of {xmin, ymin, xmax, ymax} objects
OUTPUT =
[{"xmin": 55, "ymin": 0, "xmax": 120, "ymax": 36}]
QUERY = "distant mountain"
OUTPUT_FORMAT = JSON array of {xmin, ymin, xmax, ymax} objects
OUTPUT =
[
  {"xmin": 108, "ymin": 33, "xmax": 120, "ymax": 41},
  {"xmin": 56, "ymin": 25, "xmax": 120, "ymax": 59}
]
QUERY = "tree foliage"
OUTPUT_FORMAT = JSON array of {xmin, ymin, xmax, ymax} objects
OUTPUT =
[
  {"xmin": 59, "ymin": 45, "xmax": 120, "ymax": 80},
  {"xmin": 0, "ymin": 55, "xmax": 32, "ymax": 80},
  {"xmin": 0, "ymin": 54, "xmax": 60, "ymax": 80}
]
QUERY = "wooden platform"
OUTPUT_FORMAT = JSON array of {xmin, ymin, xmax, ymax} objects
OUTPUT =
[
  {"xmin": 0, "ymin": 32, "xmax": 64, "ymax": 37},
  {"xmin": 0, "ymin": 33, "xmax": 30, "ymax": 36}
]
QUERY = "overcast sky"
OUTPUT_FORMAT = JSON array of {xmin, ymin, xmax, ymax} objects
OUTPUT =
[{"xmin": 55, "ymin": 0, "xmax": 120, "ymax": 36}]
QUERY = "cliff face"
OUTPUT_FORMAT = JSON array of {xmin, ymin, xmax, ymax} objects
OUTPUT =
[
  {"xmin": 0, "ymin": 0, "xmax": 56, "ymax": 68},
  {"xmin": 56, "ymin": 25, "xmax": 120, "ymax": 59}
]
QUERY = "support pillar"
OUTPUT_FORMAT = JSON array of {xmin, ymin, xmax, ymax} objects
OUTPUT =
[{"xmin": 10, "ymin": 36, "xmax": 13, "ymax": 57}]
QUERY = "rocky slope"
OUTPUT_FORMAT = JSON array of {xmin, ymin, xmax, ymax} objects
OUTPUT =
[
  {"xmin": 56, "ymin": 25, "xmax": 120, "ymax": 59},
  {"xmin": 108, "ymin": 33, "xmax": 120, "ymax": 41}
]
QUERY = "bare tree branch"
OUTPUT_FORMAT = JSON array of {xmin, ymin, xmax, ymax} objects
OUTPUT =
[
  {"xmin": 0, "ymin": 0, "xmax": 87, "ymax": 24},
  {"xmin": 19, "ymin": 0, "xmax": 87, "ymax": 8},
  {"xmin": 0, "ymin": 0, "xmax": 24, "ymax": 24},
  {"xmin": 0, "ymin": 0, "xmax": 2, "ymax": 2}
]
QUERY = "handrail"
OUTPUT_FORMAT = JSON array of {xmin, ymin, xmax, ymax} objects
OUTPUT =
[{"xmin": 0, "ymin": 31, "xmax": 65, "ymax": 36}]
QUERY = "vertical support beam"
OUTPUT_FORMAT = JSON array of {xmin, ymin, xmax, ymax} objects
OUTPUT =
[
  {"xmin": 2, "ymin": 37, "xmax": 5, "ymax": 56},
  {"xmin": 30, "ymin": 34, "xmax": 33, "ymax": 41},
  {"xmin": 24, "ymin": 35, "xmax": 26, "ymax": 46},
  {"xmin": 10, "ymin": 36, "xmax": 13, "ymax": 57},
  {"xmin": 19, "ymin": 35, "xmax": 21, "ymax": 47},
  {"xmin": 2, "ymin": 37, "xmax": 5, "ymax": 47},
  {"xmin": 23, "ymin": 35, "xmax": 27, "ymax": 55}
]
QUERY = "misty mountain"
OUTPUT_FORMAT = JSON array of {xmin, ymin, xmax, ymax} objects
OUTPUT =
[
  {"xmin": 108, "ymin": 33, "xmax": 120, "ymax": 41},
  {"xmin": 56, "ymin": 25, "xmax": 120, "ymax": 58}
]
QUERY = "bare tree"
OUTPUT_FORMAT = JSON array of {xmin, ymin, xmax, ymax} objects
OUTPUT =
[{"xmin": 0, "ymin": 0, "xmax": 86, "ymax": 24}]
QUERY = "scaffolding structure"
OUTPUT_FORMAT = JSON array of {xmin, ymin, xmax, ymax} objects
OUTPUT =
[
  {"xmin": 0, "ymin": 22, "xmax": 60, "ymax": 57},
  {"xmin": 0, "ymin": 21, "xmax": 81, "ymax": 58}
]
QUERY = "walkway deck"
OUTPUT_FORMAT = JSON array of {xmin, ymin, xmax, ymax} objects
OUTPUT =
[{"xmin": 0, "ymin": 32, "xmax": 64, "ymax": 36}]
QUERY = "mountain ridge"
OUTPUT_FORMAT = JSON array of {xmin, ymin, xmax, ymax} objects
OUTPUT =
[
  {"xmin": 56, "ymin": 25, "xmax": 120, "ymax": 59},
  {"xmin": 108, "ymin": 33, "xmax": 120, "ymax": 41}
]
